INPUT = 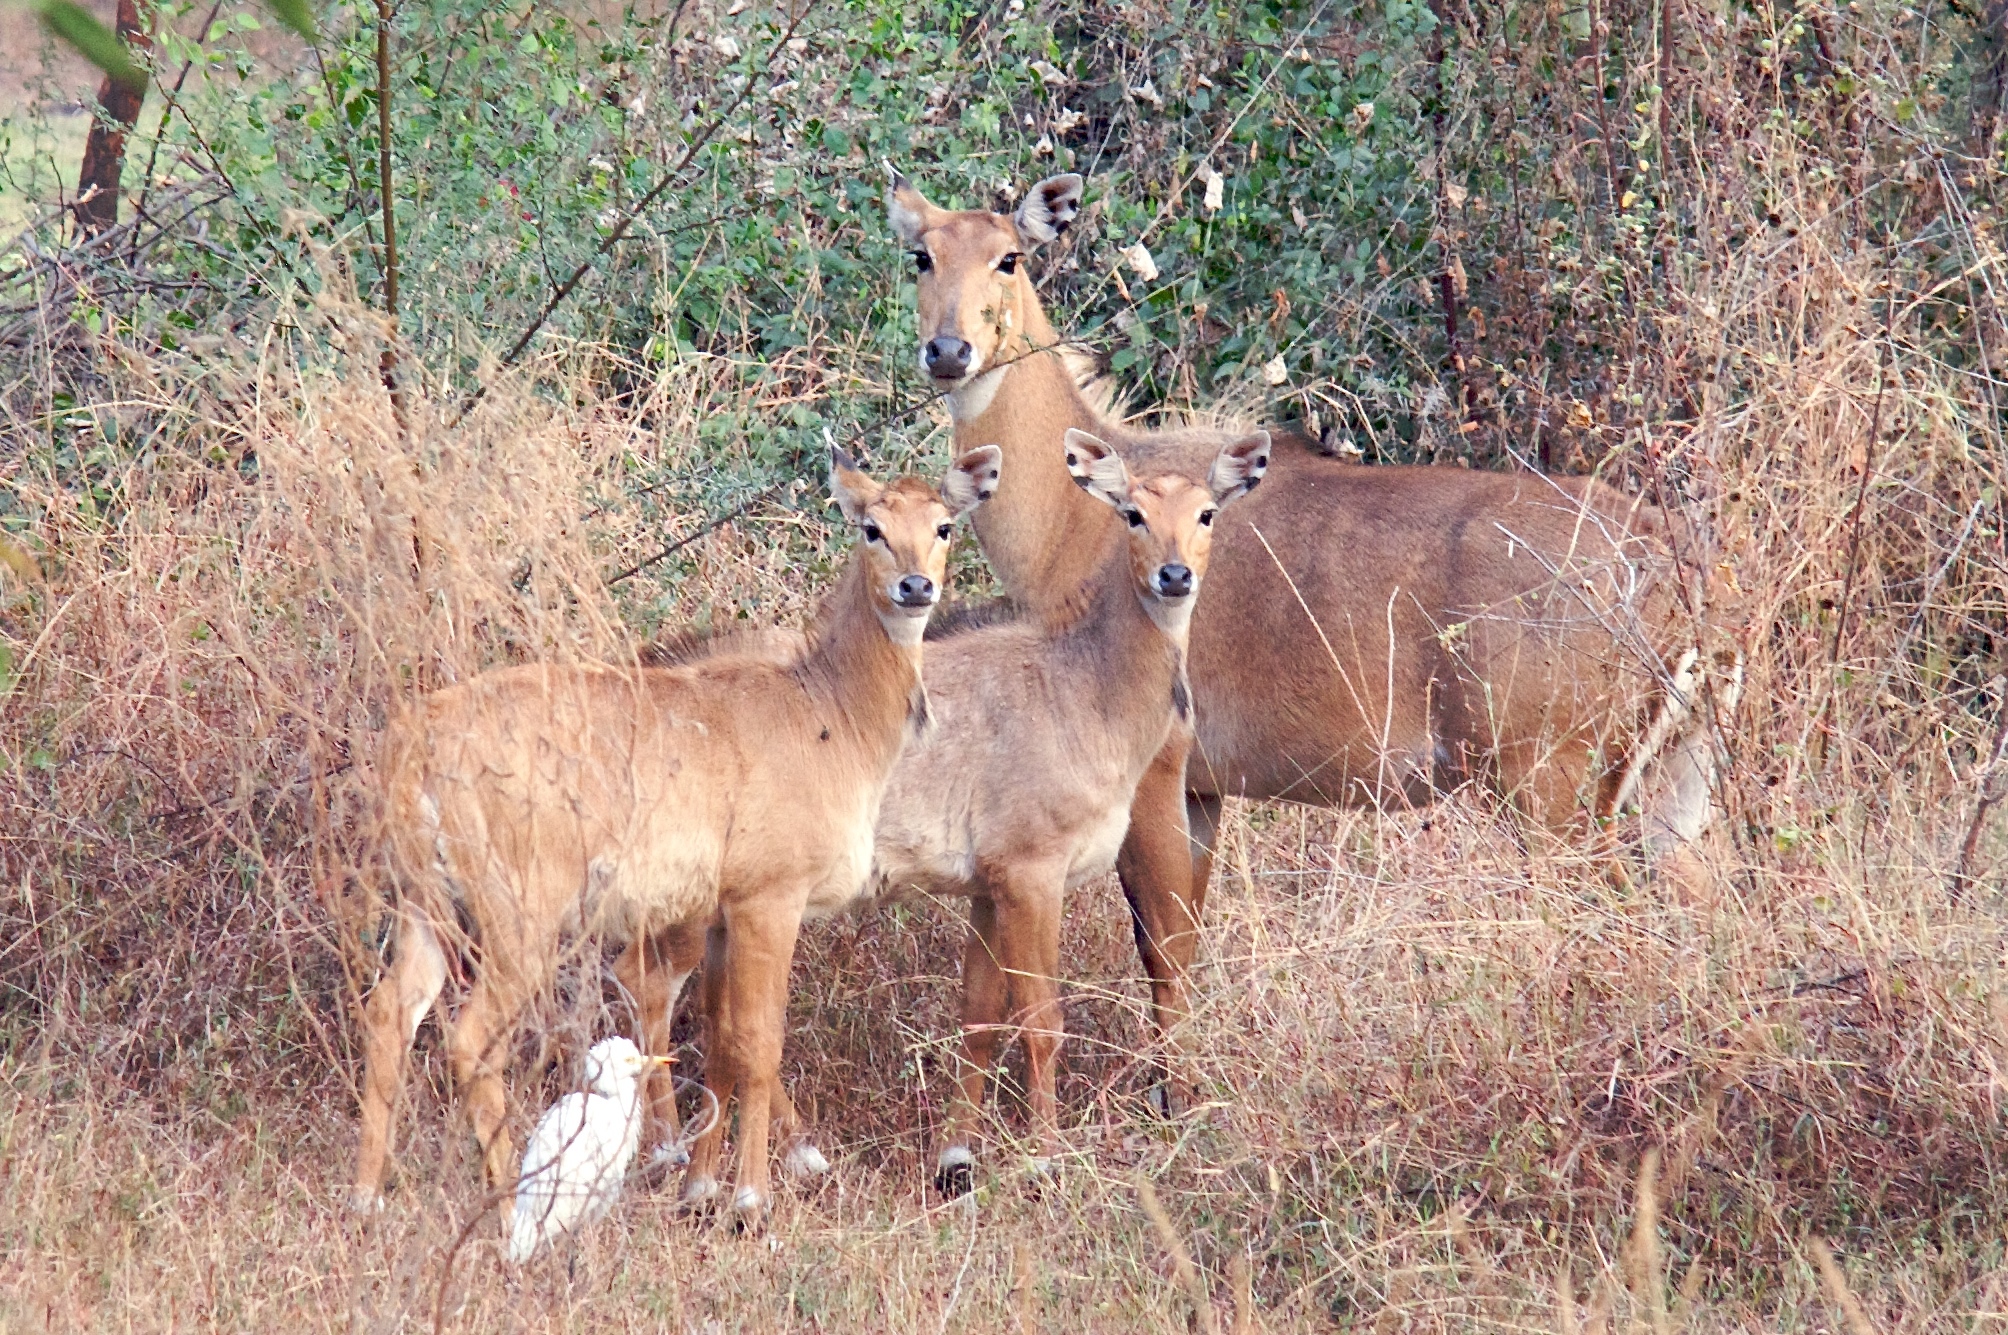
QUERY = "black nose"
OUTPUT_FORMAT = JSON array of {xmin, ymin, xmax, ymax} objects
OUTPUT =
[
  {"xmin": 897, "ymin": 574, "xmax": 937, "ymax": 606},
  {"xmin": 923, "ymin": 337, "xmax": 973, "ymax": 379},
  {"xmin": 1156, "ymin": 564, "xmax": 1194, "ymax": 598}
]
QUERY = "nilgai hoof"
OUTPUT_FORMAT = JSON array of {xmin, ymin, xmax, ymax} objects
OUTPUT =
[
  {"xmin": 783, "ymin": 1142, "xmax": 831, "ymax": 1178},
  {"xmin": 731, "ymin": 1185, "xmax": 769, "ymax": 1233},
  {"xmin": 679, "ymin": 1173, "xmax": 721, "ymax": 1212},
  {"xmin": 934, "ymin": 1147, "xmax": 975, "ymax": 1198}
]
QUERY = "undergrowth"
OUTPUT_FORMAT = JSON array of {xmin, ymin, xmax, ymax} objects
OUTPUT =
[{"xmin": 1, "ymin": 0, "xmax": 2005, "ymax": 1329}]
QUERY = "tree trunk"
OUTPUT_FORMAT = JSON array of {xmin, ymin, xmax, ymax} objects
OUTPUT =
[{"xmin": 75, "ymin": 0, "xmax": 153, "ymax": 238}]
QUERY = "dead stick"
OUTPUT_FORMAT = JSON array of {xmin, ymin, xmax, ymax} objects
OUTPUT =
[{"xmin": 1953, "ymin": 681, "xmax": 2008, "ymax": 900}]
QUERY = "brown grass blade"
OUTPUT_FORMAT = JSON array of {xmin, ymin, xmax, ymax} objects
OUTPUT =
[
  {"xmin": 1014, "ymin": 1240, "xmax": 1036, "ymax": 1335},
  {"xmin": 1230, "ymin": 1252, "xmax": 1256, "ymax": 1335},
  {"xmin": 1628, "ymin": 1148, "xmax": 1667, "ymax": 1335},
  {"xmin": 1137, "ymin": 1172, "xmax": 1219, "ymax": 1335},
  {"xmin": 1555, "ymin": 1269, "xmax": 1581, "ymax": 1335},
  {"xmin": 1809, "ymin": 1237, "xmax": 1883, "ymax": 1335}
]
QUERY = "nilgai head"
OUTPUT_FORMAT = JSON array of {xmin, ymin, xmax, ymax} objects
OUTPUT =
[
  {"xmin": 1062, "ymin": 429, "xmax": 1271, "ymax": 635},
  {"xmin": 830, "ymin": 443, "xmax": 1003, "ymax": 643},
  {"xmin": 885, "ymin": 169, "xmax": 1085, "ymax": 389}
]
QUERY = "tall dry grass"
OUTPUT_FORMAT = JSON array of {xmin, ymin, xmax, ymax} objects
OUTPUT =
[{"xmin": 2, "ymin": 128, "xmax": 2006, "ymax": 1335}]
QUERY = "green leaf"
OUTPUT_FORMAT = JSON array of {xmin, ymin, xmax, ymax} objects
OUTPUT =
[
  {"xmin": 35, "ymin": 1, "xmax": 145, "ymax": 91},
  {"xmin": 263, "ymin": 0, "xmax": 319, "ymax": 41}
]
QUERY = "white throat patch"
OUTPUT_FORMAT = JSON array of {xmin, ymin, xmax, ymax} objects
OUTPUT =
[
  {"xmin": 879, "ymin": 609, "xmax": 929, "ymax": 646},
  {"xmin": 1144, "ymin": 594, "xmax": 1197, "ymax": 644},
  {"xmin": 946, "ymin": 365, "xmax": 1007, "ymax": 422}
]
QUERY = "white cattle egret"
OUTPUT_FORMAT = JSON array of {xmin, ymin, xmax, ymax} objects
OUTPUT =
[{"xmin": 508, "ymin": 1037, "xmax": 669, "ymax": 1262}]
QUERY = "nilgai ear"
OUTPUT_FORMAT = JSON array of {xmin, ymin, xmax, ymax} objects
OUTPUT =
[
  {"xmin": 941, "ymin": 445, "xmax": 1003, "ymax": 518},
  {"xmin": 1063, "ymin": 428, "xmax": 1133, "ymax": 508},
  {"xmin": 830, "ymin": 445, "xmax": 883, "ymax": 523},
  {"xmin": 1208, "ymin": 431, "xmax": 1272, "ymax": 503},
  {"xmin": 886, "ymin": 165, "xmax": 941, "ymax": 246},
  {"xmin": 1014, "ymin": 173, "xmax": 1085, "ymax": 245}
]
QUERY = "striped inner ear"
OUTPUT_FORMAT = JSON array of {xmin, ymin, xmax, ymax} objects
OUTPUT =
[{"xmin": 1087, "ymin": 453, "xmax": 1130, "ymax": 499}]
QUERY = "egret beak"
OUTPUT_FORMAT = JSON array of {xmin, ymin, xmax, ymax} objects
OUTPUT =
[{"xmin": 649, "ymin": 1054, "xmax": 675, "ymax": 1066}]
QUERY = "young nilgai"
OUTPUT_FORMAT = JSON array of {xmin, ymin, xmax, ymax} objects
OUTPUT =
[
  {"xmin": 628, "ymin": 430, "xmax": 1271, "ymax": 1197},
  {"xmin": 350, "ymin": 446, "xmax": 1000, "ymax": 1224}
]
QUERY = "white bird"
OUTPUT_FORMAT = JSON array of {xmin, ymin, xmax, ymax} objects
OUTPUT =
[{"xmin": 508, "ymin": 1037, "xmax": 670, "ymax": 1263}]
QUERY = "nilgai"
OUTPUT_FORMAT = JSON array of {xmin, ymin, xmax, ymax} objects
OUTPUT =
[
  {"xmin": 350, "ymin": 446, "xmax": 1000, "ymax": 1222},
  {"xmin": 627, "ymin": 430, "xmax": 1271, "ymax": 1195},
  {"xmin": 887, "ymin": 169, "xmax": 1738, "ymax": 1107}
]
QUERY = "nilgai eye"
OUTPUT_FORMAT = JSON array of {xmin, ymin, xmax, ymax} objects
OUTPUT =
[
  {"xmin": 1198, "ymin": 508, "xmax": 1217, "ymax": 526},
  {"xmin": 863, "ymin": 523, "xmax": 884, "ymax": 543},
  {"xmin": 911, "ymin": 250, "xmax": 933, "ymax": 273},
  {"xmin": 1124, "ymin": 509, "xmax": 1146, "ymax": 529},
  {"xmin": 996, "ymin": 252, "xmax": 1022, "ymax": 275},
  {"xmin": 936, "ymin": 523, "xmax": 953, "ymax": 540}
]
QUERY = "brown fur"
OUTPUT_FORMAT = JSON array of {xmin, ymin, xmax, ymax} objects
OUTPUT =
[
  {"xmin": 624, "ymin": 435, "xmax": 1270, "ymax": 1191},
  {"xmin": 638, "ymin": 621, "xmax": 802, "ymax": 668},
  {"xmin": 349, "ymin": 451, "xmax": 997, "ymax": 1223},
  {"xmin": 891, "ymin": 174, "xmax": 1719, "ymax": 1105}
]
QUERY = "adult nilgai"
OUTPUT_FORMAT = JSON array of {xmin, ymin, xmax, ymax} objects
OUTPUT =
[
  {"xmin": 888, "ymin": 170, "xmax": 1736, "ymax": 1099},
  {"xmin": 351, "ymin": 446, "xmax": 998, "ymax": 1223}
]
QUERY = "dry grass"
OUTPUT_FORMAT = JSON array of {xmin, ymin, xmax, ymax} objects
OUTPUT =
[{"xmin": 2, "ymin": 166, "xmax": 2005, "ymax": 1333}]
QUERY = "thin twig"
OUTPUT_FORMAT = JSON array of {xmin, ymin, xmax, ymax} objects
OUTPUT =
[
  {"xmin": 1137, "ymin": 1171, "xmax": 1219, "ymax": 1335},
  {"xmin": 449, "ymin": 2, "xmax": 819, "ymax": 427},
  {"xmin": 1819, "ymin": 248, "xmax": 1898, "ymax": 761},
  {"xmin": 1952, "ymin": 680, "xmax": 2008, "ymax": 901},
  {"xmin": 375, "ymin": 0, "xmax": 406, "ymax": 424},
  {"xmin": 130, "ymin": 0, "xmax": 226, "ymax": 254}
]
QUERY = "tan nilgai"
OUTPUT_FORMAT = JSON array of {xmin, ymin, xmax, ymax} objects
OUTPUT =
[
  {"xmin": 350, "ymin": 446, "xmax": 1000, "ymax": 1223},
  {"xmin": 888, "ymin": 170, "xmax": 1737, "ymax": 1107},
  {"xmin": 626, "ymin": 431, "xmax": 1272, "ymax": 1197}
]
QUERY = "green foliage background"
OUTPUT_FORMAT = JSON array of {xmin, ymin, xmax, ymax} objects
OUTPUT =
[
  {"xmin": 3, "ymin": 0, "xmax": 2003, "ymax": 652},
  {"xmin": 7, "ymin": 0, "xmax": 2001, "ymax": 482}
]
